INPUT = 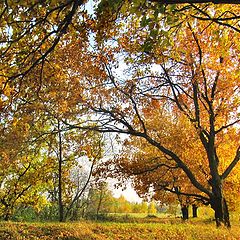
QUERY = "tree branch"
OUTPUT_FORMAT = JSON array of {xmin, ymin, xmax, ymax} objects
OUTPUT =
[
  {"xmin": 150, "ymin": 0, "xmax": 240, "ymax": 4},
  {"xmin": 221, "ymin": 146, "xmax": 240, "ymax": 179},
  {"xmin": 155, "ymin": 185, "xmax": 209, "ymax": 204},
  {"xmin": 215, "ymin": 119, "xmax": 240, "ymax": 134},
  {"xmin": 131, "ymin": 162, "xmax": 179, "ymax": 175}
]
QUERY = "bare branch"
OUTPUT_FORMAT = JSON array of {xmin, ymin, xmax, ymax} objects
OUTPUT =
[{"xmin": 215, "ymin": 119, "xmax": 240, "ymax": 134}]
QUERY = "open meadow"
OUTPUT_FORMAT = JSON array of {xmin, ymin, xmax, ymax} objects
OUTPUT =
[{"xmin": 0, "ymin": 215, "xmax": 240, "ymax": 240}]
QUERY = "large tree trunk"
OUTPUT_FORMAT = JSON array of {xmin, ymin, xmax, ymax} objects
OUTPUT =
[
  {"xmin": 205, "ymin": 122, "xmax": 231, "ymax": 228},
  {"xmin": 210, "ymin": 182, "xmax": 230, "ymax": 228},
  {"xmin": 192, "ymin": 204, "xmax": 198, "ymax": 218},
  {"xmin": 181, "ymin": 205, "xmax": 189, "ymax": 220},
  {"xmin": 211, "ymin": 196, "xmax": 230, "ymax": 228}
]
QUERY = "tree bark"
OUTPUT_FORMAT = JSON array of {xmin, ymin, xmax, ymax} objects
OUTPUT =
[
  {"xmin": 181, "ymin": 205, "xmax": 189, "ymax": 220},
  {"xmin": 210, "ymin": 185, "xmax": 230, "ymax": 228},
  {"xmin": 211, "ymin": 197, "xmax": 230, "ymax": 227},
  {"xmin": 192, "ymin": 204, "xmax": 198, "ymax": 218}
]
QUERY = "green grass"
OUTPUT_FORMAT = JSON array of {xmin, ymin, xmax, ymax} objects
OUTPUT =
[{"xmin": 0, "ymin": 218, "xmax": 239, "ymax": 240}]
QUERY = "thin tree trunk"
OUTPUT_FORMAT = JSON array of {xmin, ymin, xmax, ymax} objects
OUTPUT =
[
  {"xmin": 181, "ymin": 205, "xmax": 189, "ymax": 220},
  {"xmin": 192, "ymin": 204, "xmax": 198, "ymax": 218},
  {"xmin": 58, "ymin": 120, "xmax": 64, "ymax": 222},
  {"xmin": 64, "ymin": 159, "xmax": 95, "ymax": 220},
  {"xmin": 96, "ymin": 188, "xmax": 104, "ymax": 218}
]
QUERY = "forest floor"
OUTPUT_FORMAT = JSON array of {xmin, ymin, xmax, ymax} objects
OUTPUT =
[{"xmin": 0, "ymin": 216, "xmax": 240, "ymax": 240}]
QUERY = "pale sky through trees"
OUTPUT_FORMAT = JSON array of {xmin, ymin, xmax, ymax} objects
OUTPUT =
[{"xmin": 110, "ymin": 181, "xmax": 142, "ymax": 203}]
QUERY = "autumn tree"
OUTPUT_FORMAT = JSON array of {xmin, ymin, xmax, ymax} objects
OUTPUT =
[
  {"xmin": 148, "ymin": 201, "xmax": 157, "ymax": 215},
  {"xmin": 0, "ymin": 0, "xmax": 88, "ymax": 106},
  {"xmin": 0, "ymin": 112, "xmax": 54, "ymax": 220},
  {"xmin": 104, "ymin": 110, "xmax": 206, "ymax": 220},
  {"xmin": 33, "ymin": 94, "xmax": 105, "ymax": 222},
  {"xmin": 61, "ymin": 3, "xmax": 240, "ymax": 227},
  {"xmin": 0, "ymin": 2, "xmax": 90, "ymax": 220},
  {"xmin": 0, "ymin": 35, "xmax": 106, "ymax": 220},
  {"xmin": 84, "ymin": 182, "xmax": 115, "ymax": 218},
  {"xmin": 132, "ymin": 202, "xmax": 148, "ymax": 214}
]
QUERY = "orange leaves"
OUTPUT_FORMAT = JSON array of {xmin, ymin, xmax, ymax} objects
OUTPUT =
[
  {"xmin": 58, "ymin": 100, "xmax": 69, "ymax": 114},
  {"xmin": 151, "ymin": 99, "xmax": 160, "ymax": 109}
]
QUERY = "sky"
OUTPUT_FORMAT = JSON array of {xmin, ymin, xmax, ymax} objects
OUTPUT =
[
  {"xmin": 114, "ymin": 186, "xmax": 142, "ymax": 203},
  {"xmin": 108, "ymin": 180, "xmax": 142, "ymax": 203}
]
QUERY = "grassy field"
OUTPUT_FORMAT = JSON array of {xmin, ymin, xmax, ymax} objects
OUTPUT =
[{"xmin": 0, "ymin": 217, "xmax": 239, "ymax": 240}]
